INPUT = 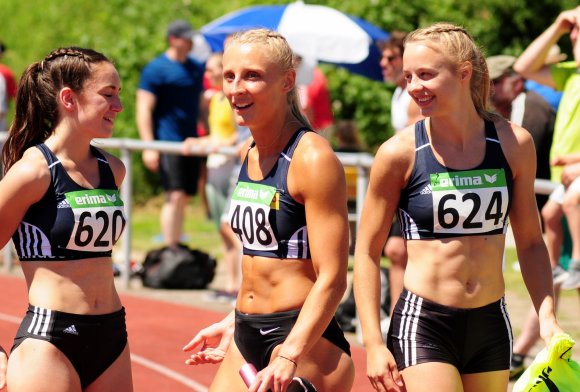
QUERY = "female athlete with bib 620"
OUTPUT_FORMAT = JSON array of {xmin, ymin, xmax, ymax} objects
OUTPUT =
[
  {"xmin": 0, "ymin": 47, "xmax": 132, "ymax": 392},
  {"xmin": 183, "ymin": 29, "xmax": 354, "ymax": 392},
  {"xmin": 353, "ymin": 23, "xmax": 565, "ymax": 392}
]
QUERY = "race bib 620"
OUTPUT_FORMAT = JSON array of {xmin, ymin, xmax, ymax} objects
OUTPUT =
[{"xmin": 65, "ymin": 189, "xmax": 126, "ymax": 252}]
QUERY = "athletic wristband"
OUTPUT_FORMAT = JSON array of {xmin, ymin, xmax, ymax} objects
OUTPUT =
[{"xmin": 277, "ymin": 355, "xmax": 297, "ymax": 367}]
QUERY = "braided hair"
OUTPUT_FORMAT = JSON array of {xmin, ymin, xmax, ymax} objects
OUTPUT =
[
  {"xmin": 225, "ymin": 29, "xmax": 312, "ymax": 130},
  {"xmin": 3, "ymin": 47, "xmax": 110, "ymax": 171},
  {"xmin": 405, "ymin": 23, "xmax": 495, "ymax": 121}
]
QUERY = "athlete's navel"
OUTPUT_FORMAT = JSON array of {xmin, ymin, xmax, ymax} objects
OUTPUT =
[{"xmin": 465, "ymin": 280, "xmax": 476, "ymax": 294}]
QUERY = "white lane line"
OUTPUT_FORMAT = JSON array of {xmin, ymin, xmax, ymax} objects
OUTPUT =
[
  {"xmin": 131, "ymin": 354, "xmax": 208, "ymax": 392},
  {"xmin": 0, "ymin": 311, "xmax": 208, "ymax": 391},
  {"xmin": 0, "ymin": 313, "xmax": 20, "ymax": 324}
]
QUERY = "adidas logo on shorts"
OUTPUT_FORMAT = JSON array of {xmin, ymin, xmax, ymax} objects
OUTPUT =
[{"xmin": 63, "ymin": 325, "xmax": 79, "ymax": 335}]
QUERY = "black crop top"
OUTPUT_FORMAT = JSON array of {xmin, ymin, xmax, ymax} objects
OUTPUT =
[
  {"xmin": 229, "ymin": 128, "xmax": 311, "ymax": 259},
  {"xmin": 13, "ymin": 144, "xmax": 126, "ymax": 261},
  {"xmin": 397, "ymin": 119, "xmax": 513, "ymax": 240}
]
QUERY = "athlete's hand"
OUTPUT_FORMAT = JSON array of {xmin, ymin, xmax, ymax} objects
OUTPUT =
[
  {"xmin": 539, "ymin": 318, "xmax": 565, "ymax": 348},
  {"xmin": 366, "ymin": 345, "xmax": 404, "ymax": 392},
  {"xmin": 0, "ymin": 345, "xmax": 7, "ymax": 390},
  {"xmin": 183, "ymin": 321, "xmax": 233, "ymax": 365},
  {"xmin": 248, "ymin": 354, "xmax": 296, "ymax": 392}
]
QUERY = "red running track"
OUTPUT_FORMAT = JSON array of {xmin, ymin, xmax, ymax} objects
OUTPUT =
[{"xmin": 0, "ymin": 274, "xmax": 373, "ymax": 391}]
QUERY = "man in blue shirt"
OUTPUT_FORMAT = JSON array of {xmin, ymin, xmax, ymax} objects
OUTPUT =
[{"xmin": 137, "ymin": 19, "xmax": 205, "ymax": 246}]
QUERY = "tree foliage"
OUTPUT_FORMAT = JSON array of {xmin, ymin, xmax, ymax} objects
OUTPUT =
[{"xmin": 0, "ymin": 0, "xmax": 576, "ymax": 200}]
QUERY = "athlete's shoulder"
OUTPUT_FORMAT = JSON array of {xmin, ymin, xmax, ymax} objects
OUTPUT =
[
  {"xmin": 96, "ymin": 148, "xmax": 126, "ymax": 188},
  {"xmin": 1, "ymin": 146, "xmax": 51, "ymax": 202},
  {"xmin": 375, "ymin": 124, "xmax": 416, "ymax": 166},
  {"xmin": 294, "ymin": 130, "xmax": 338, "ymax": 167},
  {"xmin": 493, "ymin": 116, "xmax": 534, "ymax": 153}
]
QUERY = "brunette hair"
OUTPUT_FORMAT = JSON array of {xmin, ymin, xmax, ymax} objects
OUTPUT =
[
  {"xmin": 378, "ymin": 31, "xmax": 408, "ymax": 56},
  {"xmin": 3, "ymin": 47, "xmax": 110, "ymax": 171}
]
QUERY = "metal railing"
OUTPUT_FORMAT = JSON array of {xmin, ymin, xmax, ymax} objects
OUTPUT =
[{"xmin": 0, "ymin": 134, "xmax": 558, "ymax": 289}]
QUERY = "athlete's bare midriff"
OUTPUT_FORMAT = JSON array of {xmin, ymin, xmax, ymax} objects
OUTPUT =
[
  {"xmin": 236, "ymin": 255, "xmax": 317, "ymax": 314},
  {"xmin": 22, "ymin": 257, "xmax": 122, "ymax": 315},
  {"xmin": 404, "ymin": 233, "xmax": 507, "ymax": 308}
]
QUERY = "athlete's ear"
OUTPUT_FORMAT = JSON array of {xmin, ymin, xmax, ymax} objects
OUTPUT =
[
  {"xmin": 60, "ymin": 87, "xmax": 76, "ymax": 111},
  {"xmin": 459, "ymin": 61, "xmax": 472, "ymax": 82},
  {"xmin": 283, "ymin": 69, "xmax": 296, "ymax": 92}
]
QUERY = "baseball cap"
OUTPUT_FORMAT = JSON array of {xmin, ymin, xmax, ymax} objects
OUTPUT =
[
  {"xmin": 487, "ymin": 55, "xmax": 516, "ymax": 80},
  {"xmin": 167, "ymin": 19, "xmax": 195, "ymax": 40}
]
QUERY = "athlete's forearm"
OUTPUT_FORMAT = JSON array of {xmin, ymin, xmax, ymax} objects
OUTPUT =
[{"xmin": 276, "ymin": 272, "xmax": 346, "ymax": 363}]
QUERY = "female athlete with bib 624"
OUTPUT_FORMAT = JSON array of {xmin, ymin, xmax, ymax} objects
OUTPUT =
[
  {"xmin": 183, "ymin": 29, "xmax": 354, "ymax": 392},
  {"xmin": 353, "ymin": 23, "xmax": 565, "ymax": 392},
  {"xmin": 0, "ymin": 47, "xmax": 132, "ymax": 392}
]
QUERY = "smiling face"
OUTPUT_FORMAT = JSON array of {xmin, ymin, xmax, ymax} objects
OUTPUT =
[
  {"xmin": 74, "ymin": 61, "xmax": 123, "ymax": 138},
  {"xmin": 403, "ymin": 42, "xmax": 468, "ymax": 118},
  {"xmin": 222, "ymin": 41, "xmax": 294, "ymax": 129}
]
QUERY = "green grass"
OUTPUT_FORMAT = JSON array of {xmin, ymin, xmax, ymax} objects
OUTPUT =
[{"xmin": 130, "ymin": 196, "xmax": 223, "ymax": 260}]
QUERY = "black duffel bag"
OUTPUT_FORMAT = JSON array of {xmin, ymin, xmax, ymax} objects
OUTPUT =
[{"xmin": 139, "ymin": 244, "xmax": 216, "ymax": 289}]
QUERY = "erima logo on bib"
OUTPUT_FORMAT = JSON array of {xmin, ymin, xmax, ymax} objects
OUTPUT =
[
  {"xmin": 232, "ymin": 182, "xmax": 278, "ymax": 209},
  {"xmin": 66, "ymin": 189, "xmax": 124, "ymax": 208},
  {"xmin": 430, "ymin": 169, "xmax": 506, "ymax": 190},
  {"xmin": 430, "ymin": 168, "xmax": 509, "ymax": 235}
]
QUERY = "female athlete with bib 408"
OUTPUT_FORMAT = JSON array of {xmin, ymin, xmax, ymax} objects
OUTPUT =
[
  {"xmin": 0, "ymin": 47, "xmax": 132, "ymax": 392},
  {"xmin": 183, "ymin": 29, "xmax": 354, "ymax": 392},
  {"xmin": 353, "ymin": 23, "xmax": 565, "ymax": 392}
]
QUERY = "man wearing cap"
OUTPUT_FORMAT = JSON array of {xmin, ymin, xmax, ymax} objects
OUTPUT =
[
  {"xmin": 524, "ymin": 45, "xmax": 566, "ymax": 111},
  {"xmin": 137, "ymin": 19, "xmax": 205, "ymax": 247},
  {"xmin": 487, "ymin": 54, "xmax": 555, "ymax": 212},
  {"xmin": 514, "ymin": 6, "xmax": 580, "ymax": 290},
  {"xmin": 508, "ymin": 6, "xmax": 580, "ymax": 379}
]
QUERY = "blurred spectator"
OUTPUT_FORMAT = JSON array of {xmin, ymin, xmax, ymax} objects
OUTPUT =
[
  {"xmin": 136, "ymin": 19, "xmax": 205, "ymax": 247},
  {"xmin": 0, "ymin": 42, "xmax": 17, "ymax": 101},
  {"xmin": 509, "ymin": 6, "xmax": 580, "ymax": 379},
  {"xmin": 333, "ymin": 120, "xmax": 365, "ymax": 256},
  {"xmin": 378, "ymin": 31, "xmax": 421, "ymax": 133},
  {"xmin": 294, "ymin": 55, "xmax": 334, "ymax": 134},
  {"xmin": 0, "ymin": 41, "xmax": 16, "ymax": 133},
  {"xmin": 377, "ymin": 31, "xmax": 422, "ymax": 318},
  {"xmin": 487, "ymin": 54, "xmax": 555, "ymax": 212},
  {"xmin": 184, "ymin": 53, "xmax": 241, "ymax": 300},
  {"xmin": 333, "ymin": 119, "xmax": 365, "ymax": 153},
  {"xmin": 0, "ymin": 73, "xmax": 6, "ymax": 133},
  {"xmin": 524, "ymin": 45, "xmax": 566, "ymax": 111}
]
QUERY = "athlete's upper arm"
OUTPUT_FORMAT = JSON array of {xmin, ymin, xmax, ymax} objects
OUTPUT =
[
  {"xmin": 499, "ymin": 120, "xmax": 544, "ymax": 248},
  {"xmin": 356, "ymin": 130, "xmax": 415, "ymax": 259},
  {"xmin": 0, "ymin": 150, "xmax": 50, "ymax": 248},
  {"xmin": 290, "ymin": 133, "xmax": 349, "ymax": 277}
]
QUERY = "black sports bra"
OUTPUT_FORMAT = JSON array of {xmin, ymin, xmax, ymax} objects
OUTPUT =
[
  {"xmin": 229, "ymin": 129, "xmax": 311, "ymax": 259},
  {"xmin": 13, "ymin": 144, "xmax": 126, "ymax": 261}
]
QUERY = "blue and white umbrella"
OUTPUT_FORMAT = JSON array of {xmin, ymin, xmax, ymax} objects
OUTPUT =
[{"xmin": 193, "ymin": 1, "xmax": 389, "ymax": 81}]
